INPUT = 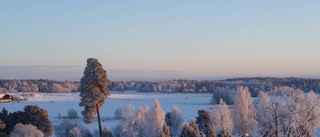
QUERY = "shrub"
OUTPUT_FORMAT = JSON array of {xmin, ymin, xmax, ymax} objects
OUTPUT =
[
  {"xmin": 55, "ymin": 119, "xmax": 92, "ymax": 137},
  {"xmin": 211, "ymin": 87, "xmax": 235, "ymax": 105},
  {"xmin": 9, "ymin": 123, "xmax": 44, "ymax": 137},
  {"xmin": 67, "ymin": 109, "xmax": 78, "ymax": 119}
]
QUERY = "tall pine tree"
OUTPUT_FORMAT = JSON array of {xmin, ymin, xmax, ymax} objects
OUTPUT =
[{"xmin": 79, "ymin": 58, "xmax": 110, "ymax": 136}]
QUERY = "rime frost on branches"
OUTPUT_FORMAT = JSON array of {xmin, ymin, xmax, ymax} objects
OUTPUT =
[
  {"xmin": 134, "ymin": 106, "xmax": 149, "ymax": 137},
  {"xmin": 210, "ymin": 99, "xmax": 233, "ymax": 136},
  {"xmin": 55, "ymin": 119, "xmax": 91, "ymax": 137},
  {"xmin": 256, "ymin": 91, "xmax": 288, "ymax": 136},
  {"xmin": 255, "ymin": 87, "xmax": 320, "ymax": 136},
  {"xmin": 180, "ymin": 120, "xmax": 200, "ymax": 137},
  {"xmin": 79, "ymin": 58, "xmax": 110, "ymax": 124},
  {"xmin": 146, "ymin": 100, "xmax": 166, "ymax": 137},
  {"xmin": 113, "ymin": 104, "xmax": 136, "ymax": 137},
  {"xmin": 232, "ymin": 86, "xmax": 258, "ymax": 137},
  {"xmin": 165, "ymin": 105, "xmax": 184, "ymax": 137},
  {"xmin": 282, "ymin": 89, "xmax": 320, "ymax": 136},
  {"xmin": 113, "ymin": 100, "xmax": 166, "ymax": 137},
  {"xmin": 9, "ymin": 123, "xmax": 44, "ymax": 137}
]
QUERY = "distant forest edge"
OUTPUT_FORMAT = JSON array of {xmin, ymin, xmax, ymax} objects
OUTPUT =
[{"xmin": 1, "ymin": 77, "xmax": 320, "ymax": 96}]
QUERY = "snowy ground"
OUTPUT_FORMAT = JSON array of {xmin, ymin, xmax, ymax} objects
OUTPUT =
[{"xmin": 1, "ymin": 91, "xmax": 213, "ymax": 136}]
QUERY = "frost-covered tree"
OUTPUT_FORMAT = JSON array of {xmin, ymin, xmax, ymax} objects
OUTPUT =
[
  {"xmin": 232, "ymin": 86, "xmax": 257, "ymax": 137},
  {"xmin": 102, "ymin": 127, "xmax": 113, "ymax": 137},
  {"xmin": 255, "ymin": 87, "xmax": 320, "ymax": 137},
  {"xmin": 204, "ymin": 125, "xmax": 216, "ymax": 137},
  {"xmin": 255, "ymin": 91, "xmax": 286, "ymax": 137},
  {"xmin": 51, "ymin": 83, "xmax": 64, "ymax": 93},
  {"xmin": 7, "ymin": 105, "xmax": 53, "ymax": 137},
  {"xmin": 114, "ymin": 106, "xmax": 125, "ymax": 120},
  {"xmin": 67, "ymin": 109, "xmax": 78, "ymax": 119},
  {"xmin": 133, "ymin": 106, "xmax": 149, "ymax": 137},
  {"xmin": 301, "ymin": 91, "xmax": 320, "ymax": 136},
  {"xmin": 281, "ymin": 89, "xmax": 320, "ymax": 136},
  {"xmin": 69, "ymin": 127, "xmax": 81, "ymax": 137},
  {"xmin": 9, "ymin": 123, "xmax": 44, "ymax": 137},
  {"xmin": 55, "ymin": 119, "xmax": 92, "ymax": 137},
  {"xmin": 189, "ymin": 120, "xmax": 200, "ymax": 137},
  {"xmin": 161, "ymin": 123, "xmax": 170, "ymax": 137},
  {"xmin": 112, "ymin": 104, "xmax": 136, "ymax": 137},
  {"xmin": 93, "ymin": 127, "xmax": 113, "ymax": 137},
  {"xmin": 211, "ymin": 87, "xmax": 235, "ymax": 105},
  {"xmin": 79, "ymin": 58, "xmax": 110, "ymax": 136},
  {"xmin": 165, "ymin": 105, "xmax": 184, "ymax": 137},
  {"xmin": 146, "ymin": 100, "xmax": 165, "ymax": 137},
  {"xmin": 256, "ymin": 91, "xmax": 273, "ymax": 136},
  {"xmin": 210, "ymin": 99, "xmax": 233, "ymax": 137},
  {"xmin": 180, "ymin": 120, "xmax": 200, "ymax": 137},
  {"xmin": 180, "ymin": 123, "xmax": 191, "ymax": 137}
]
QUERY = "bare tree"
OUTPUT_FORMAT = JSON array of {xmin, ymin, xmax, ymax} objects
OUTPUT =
[
  {"xmin": 256, "ymin": 91, "xmax": 286, "ymax": 137},
  {"xmin": 282, "ymin": 89, "xmax": 320, "ymax": 136},
  {"xmin": 79, "ymin": 58, "xmax": 110, "ymax": 137}
]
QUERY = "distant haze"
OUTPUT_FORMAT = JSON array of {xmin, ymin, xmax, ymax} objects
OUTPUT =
[
  {"xmin": 1, "ymin": 1, "xmax": 319, "ymax": 80},
  {"xmin": 0, "ymin": 65, "xmax": 319, "ymax": 81}
]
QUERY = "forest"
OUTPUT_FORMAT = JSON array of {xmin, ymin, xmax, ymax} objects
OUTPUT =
[{"xmin": 1, "ymin": 77, "xmax": 320, "ymax": 97}]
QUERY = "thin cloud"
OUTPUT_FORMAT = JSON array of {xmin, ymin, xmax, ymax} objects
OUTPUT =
[{"xmin": 0, "ymin": 65, "xmax": 83, "ymax": 70}]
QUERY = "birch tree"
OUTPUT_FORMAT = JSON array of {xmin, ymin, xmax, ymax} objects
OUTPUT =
[
  {"xmin": 282, "ymin": 89, "xmax": 320, "ymax": 136},
  {"xmin": 256, "ymin": 91, "xmax": 287, "ymax": 137},
  {"xmin": 210, "ymin": 99, "xmax": 233, "ymax": 137},
  {"xmin": 232, "ymin": 86, "xmax": 258, "ymax": 137},
  {"xmin": 146, "ymin": 100, "xmax": 165, "ymax": 137},
  {"xmin": 113, "ymin": 104, "xmax": 136, "ymax": 137},
  {"xmin": 134, "ymin": 106, "xmax": 149, "ymax": 137}
]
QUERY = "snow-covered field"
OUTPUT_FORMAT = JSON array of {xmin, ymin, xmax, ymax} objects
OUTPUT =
[{"xmin": 1, "ymin": 91, "xmax": 213, "ymax": 136}]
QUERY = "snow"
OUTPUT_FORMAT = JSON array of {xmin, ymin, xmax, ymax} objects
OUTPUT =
[{"xmin": 1, "ymin": 91, "xmax": 212, "ymax": 136}]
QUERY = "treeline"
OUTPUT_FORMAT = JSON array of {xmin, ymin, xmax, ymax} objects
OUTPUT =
[
  {"xmin": 0, "ymin": 79, "xmax": 78, "ymax": 93},
  {"xmin": 1, "ymin": 77, "xmax": 320, "ymax": 95},
  {"xmin": 109, "ymin": 77, "xmax": 320, "ymax": 96},
  {"xmin": 1, "ymin": 86, "xmax": 320, "ymax": 137}
]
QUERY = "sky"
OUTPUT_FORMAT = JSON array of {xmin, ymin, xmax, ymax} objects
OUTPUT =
[{"xmin": 1, "ymin": 1, "xmax": 320, "ymax": 81}]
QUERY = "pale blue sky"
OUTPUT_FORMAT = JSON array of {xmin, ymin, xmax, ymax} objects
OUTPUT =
[{"xmin": 1, "ymin": 1, "xmax": 319, "ymax": 80}]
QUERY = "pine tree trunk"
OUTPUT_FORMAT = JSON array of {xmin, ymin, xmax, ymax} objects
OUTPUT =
[{"xmin": 97, "ymin": 103, "xmax": 102, "ymax": 137}]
